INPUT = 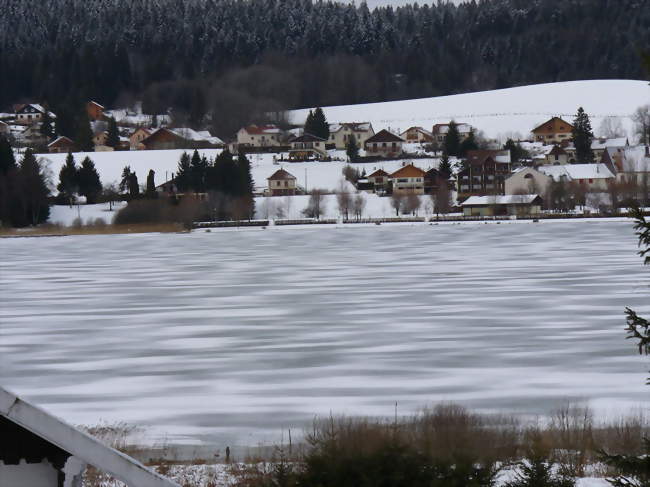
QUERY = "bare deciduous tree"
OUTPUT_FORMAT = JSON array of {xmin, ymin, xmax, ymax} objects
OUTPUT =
[
  {"xmin": 632, "ymin": 105, "xmax": 650, "ymax": 145},
  {"xmin": 432, "ymin": 181, "xmax": 452, "ymax": 217},
  {"xmin": 336, "ymin": 180, "xmax": 352, "ymax": 219},
  {"xmin": 352, "ymin": 193, "xmax": 366, "ymax": 220},
  {"xmin": 390, "ymin": 192, "xmax": 404, "ymax": 216},
  {"xmin": 303, "ymin": 189, "xmax": 327, "ymax": 219},
  {"xmin": 403, "ymin": 193, "xmax": 422, "ymax": 216},
  {"xmin": 598, "ymin": 116, "xmax": 626, "ymax": 139}
]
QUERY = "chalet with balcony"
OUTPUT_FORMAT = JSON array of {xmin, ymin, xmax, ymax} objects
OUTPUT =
[
  {"xmin": 431, "ymin": 123, "xmax": 473, "ymax": 144},
  {"xmin": 389, "ymin": 164, "xmax": 426, "ymax": 195},
  {"xmin": 267, "ymin": 168, "xmax": 297, "ymax": 196},
  {"xmin": 457, "ymin": 150, "xmax": 511, "ymax": 200},
  {"xmin": 14, "ymin": 103, "xmax": 56, "ymax": 126},
  {"xmin": 288, "ymin": 133, "xmax": 327, "ymax": 161},
  {"xmin": 130, "ymin": 127, "xmax": 152, "ymax": 150},
  {"xmin": 364, "ymin": 130, "xmax": 404, "ymax": 158},
  {"xmin": 366, "ymin": 169, "xmax": 389, "ymax": 194},
  {"xmin": 400, "ymin": 126, "xmax": 434, "ymax": 144},
  {"xmin": 141, "ymin": 128, "xmax": 222, "ymax": 150},
  {"xmin": 531, "ymin": 117, "xmax": 573, "ymax": 144},
  {"xmin": 86, "ymin": 101, "xmax": 105, "ymax": 121},
  {"xmin": 328, "ymin": 122, "xmax": 374, "ymax": 149},
  {"xmin": 47, "ymin": 136, "xmax": 75, "ymax": 153},
  {"xmin": 424, "ymin": 167, "xmax": 447, "ymax": 194},
  {"xmin": 236, "ymin": 124, "xmax": 283, "ymax": 148}
]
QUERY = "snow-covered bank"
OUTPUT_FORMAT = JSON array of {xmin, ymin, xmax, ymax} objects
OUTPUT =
[{"xmin": 290, "ymin": 79, "xmax": 650, "ymax": 140}]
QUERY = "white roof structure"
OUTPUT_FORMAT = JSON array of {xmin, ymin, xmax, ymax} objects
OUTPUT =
[
  {"xmin": 591, "ymin": 137, "xmax": 628, "ymax": 150},
  {"xmin": 171, "ymin": 128, "xmax": 223, "ymax": 145},
  {"xmin": 538, "ymin": 163, "xmax": 614, "ymax": 181},
  {"xmin": 621, "ymin": 146, "xmax": 650, "ymax": 173},
  {"xmin": 329, "ymin": 122, "xmax": 373, "ymax": 133},
  {"xmin": 0, "ymin": 386, "xmax": 179, "ymax": 487},
  {"xmin": 462, "ymin": 194, "xmax": 541, "ymax": 206}
]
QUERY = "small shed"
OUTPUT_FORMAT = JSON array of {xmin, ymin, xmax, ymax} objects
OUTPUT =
[
  {"xmin": 461, "ymin": 194, "xmax": 543, "ymax": 217},
  {"xmin": 0, "ymin": 386, "xmax": 179, "ymax": 487}
]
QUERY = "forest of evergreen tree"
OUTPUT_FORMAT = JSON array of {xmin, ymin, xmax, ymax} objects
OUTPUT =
[{"xmin": 1, "ymin": 0, "xmax": 648, "ymax": 137}]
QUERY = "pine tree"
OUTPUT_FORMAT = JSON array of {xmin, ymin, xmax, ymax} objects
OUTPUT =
[
  {"xmin": 444, "ymin": 121, "xmax": 461, "ymax": 157},
  {"xmin": 119, "ymin": 165, "xmax": 133, "ymax": 194},
  {"xmin": 311, "ymin": 107, "xmax": 329, "ymax": 140},
  {"xmin": 237, "ymin": 150, "xmax": 255, "ymax": 218},
  {"xmin": 504, "ymin": 139, "xmax": 528, "ymax": 163},
  {"xmin": 128, "ymin": 172, "xmax": 140, "ymax": 198},
  {"xmin": 75, "ymin": 109, "xmax": 95, "ymax": 152},
  {"xmin": 57, "ymin": 152, "xmax": 79, "ymax": 203},
  {"xmin": 304, "ymin": 109, "xmax": 315, "ymax": 135},
  {"xmin": 145, "ymin": 169, "xmax": 157, "ymax": 198},
  {"xmin": 346, "ymin": 135, "xmax": 359, "ymax": 162},
  {"xmin": 438, "ymin": 152, "xmax": 452, "ymax": 179},
  {"xmin": 0, "ymin": 135, "xmax": 16, "ymax": 175},
  {"xmin": 572, "ymin": 107, "xmax": 594, "ymax": 163},
  {"xmin": 106, "ymin": 117, "xmax": 120, "ymax": 148},
  {"xmin": 16, "ymin": 150, "xmax": 50, "ymax": 226},
  {"xmin": 600, "ymin": 205, "xmax": 650, "ymax": 487},
  {"xmin": 40, "ymin": 111, "xmax": 54, "ymax": 140},
  {"xmin": 190, "ymin": 149, "xmax": 206, "ymax": 192},
  {"xmin": 175, "ymin": 152, "xmax": 192, "ymax": 192},
  {"xmin": 77, "ymin": 156, "xmax": 102, "ymax": 203},
  {"xmin": 459, "ymin": 129, "xmax": 478, "ymax": 157}
]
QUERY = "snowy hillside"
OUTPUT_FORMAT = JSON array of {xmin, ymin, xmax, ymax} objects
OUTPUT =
[{"xmin": 290, "ymin": 80, "xmax": 650, "ymax": 140}]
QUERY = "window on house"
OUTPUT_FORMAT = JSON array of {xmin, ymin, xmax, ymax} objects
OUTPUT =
[
  {"xmin": 284, "ymin": 181, "xmax": 288, "ymax": 187},
  {"xmin": 382, "ymin": 143, "xmax": 387, "ymax": 147}
]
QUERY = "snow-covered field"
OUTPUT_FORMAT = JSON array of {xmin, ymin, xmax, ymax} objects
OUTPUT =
[
  {"xmin": 290, "ymin": 79, "xmax": 650, "ymax": 140},
  {"xmin": 1, "ymin": 220, "xmax": 648, "ymax": 448}
]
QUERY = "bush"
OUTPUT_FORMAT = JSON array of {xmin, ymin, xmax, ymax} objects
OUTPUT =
[{"xmin": 113, "ymin": 197, "xmax": 207, "ymax": 227}]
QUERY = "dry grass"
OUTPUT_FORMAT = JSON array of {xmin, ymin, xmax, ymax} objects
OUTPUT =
[{"xmin": 0, "ymin": 222, "xmax": 185, "ymax": 237}]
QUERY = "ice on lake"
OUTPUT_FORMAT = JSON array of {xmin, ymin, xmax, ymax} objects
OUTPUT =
[{"xmin": 1, "ymin": 221, "xmax": 648, "ymax": 446}]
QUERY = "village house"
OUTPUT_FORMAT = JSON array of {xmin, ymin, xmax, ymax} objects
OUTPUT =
[
  {"xmin": 531, "ymin": 117, "xmax": 574, "ymax": 144},
  {"xmin": 617, "ymin": 146, "xmax": 650, "ymax": 186},
  {"xmin": 505, "ymin": 167, "xmax": 553, "ymax": 196},
  {"xmin": 141, "ymin": 127, "xmax": 222, "ymax": 150},
  {"xmin": 236, "ymin": 124, "xmax": 283, "ymax": 149},
  {"xmin": 0, "ymin": 385, "xmax": 178, "ymax": 487},
  {"xmin": 457, "ymin": 149, "xmax": 511, "ymax": 200},
  {"xmin": 328, "ymin": 122, "xmax": 374, "ymax": 149},
  {"xmin": 431, "ymin": 123, "xmax": 473, "ymax": 144},
  {"xmin": 364, "ymin": 129, "xmax": 405, "ymax": 158},
  {"xmin": 540, "ymin": 163, "xmax": 615, "ymax": 191},
  {"xmin": 92, "ymin": 131, "xmax": 108, "ymax": 148},
  {"xmin": 86, "ymin": 101, "xmax": 105, "ymax": 121},
  {"xmin": 130, "ymin": 127, "xmax": 152, "ymax": 150},
  {"xmin": 424, "ymin": 167, "xmax": 449, "ymax": 194},
  {"xmin": 461, "ymin": 194, "xmax": 543, "ymax": 217},
  {"xmin": 544, "ymin": 145, "xmax": 569, "ymax": 165},
  {"xmin": 14, "ymin": 104, "xmax": 55, "ymax": 126},
  {"xmin": 367, "ymin": 169, "xmax": 390, "ymax": 194},
  {"xmin": 288, "ymin": 133, "xmax": 327, "ymax": 161},
  {"xmin": 400, "ymin": 126, "xmax": 434, "ymax": 144},
  {"xmin": 267, "ymin": 168, "xmax": 297, "ymax": 196},
  {"xmin": 47, "ymin": 136, "xmax": 75, "ymax": 153},
  {"xmin": 389, "ymin": 164, "xmax": 426, "ymax": 195},
  {"xmin": 563, "ymin": 137, "xmax": 629, "ymax": 162}
]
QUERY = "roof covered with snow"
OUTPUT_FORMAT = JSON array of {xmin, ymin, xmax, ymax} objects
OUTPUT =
[
  {"xmin": 329, "ymin": 122, "xmax": 373, "ymax": 133},
  {"xmin": 0, "ymin": 386, "xmax": 179, "ymax": 487},
  {"xmin": 538, "ymin": 163, "xmax": 614, "ymax": 181},
  {"xmin": 462, "ymin": 194, "xmax": 541, "ymax": 206},
  {"xmin": 171, "ymin": 128, "xmax": 223, "ymax": 145}
]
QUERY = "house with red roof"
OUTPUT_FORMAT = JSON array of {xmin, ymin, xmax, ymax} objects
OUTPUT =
[
  {"xmin": 389, "ymin": 164, "xmax": 426, "ymax": 195},
  {"xmin": 267, "ymin": 168, "xmax": 297, "ymax": 196},
  {"xmin": 237, "ymin": 124, "xmax": 284, "ymax": 148}
]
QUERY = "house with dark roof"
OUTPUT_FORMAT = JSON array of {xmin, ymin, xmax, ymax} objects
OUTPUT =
[
  {"xmin": 288, "ymin": 133, "xmax": 328, "ymax": 161},
  {"xmin": 544, "ymin": 145, "xmax": 569, "ymax": 165},
  {"xmin": 457, "ymin": 150, "xmax": 511, "ymax": 200},
  {"xmin": 367, "ymin": 168, "xmax": 390, "ymax": 194},
  {"xmin": 47, "ymin": 136, "xmax": 75, "ymax": 153},
  {"xmin": 14, "ymin": 104, "xmax": 56, "ymax": 126},
  {"xmin": 267, "ymin": 168, "xmax": 297, "ymax": 196},
  {"xmin": 389, "ymin": 164, "xmax": 426, "ymax": 195},
  {"xmin": 400, "ymin": 126, "xmax": 433, "ymax": 144},
  {"xmin": 0, "ymin": 385, "xmax": 179, "ymax": 487},
  {"xmin": 364, "ymin": 130, "xmax": 405, "ymax": 158},
  {"xmin": 430, "ymin": 123, "xmax": 473, "ymax": 144}
]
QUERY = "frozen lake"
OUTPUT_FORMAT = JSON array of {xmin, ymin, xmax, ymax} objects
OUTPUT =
[{"xmin": 1, "ymin": 221, "xmax": 649, "ymax": 447}]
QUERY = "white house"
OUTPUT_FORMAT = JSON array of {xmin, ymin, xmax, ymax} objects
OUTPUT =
[
  {"xmin": 236, "ymin": 124, "xmax": 283, "ymax": 148},
  {"xmin": 0, "ymin": 385, "xmax": 179, "ymax": 487},
  {"xmin": 461, "ymin": 194, "xmax": 543, "ymax": 216},
  {"xmin": 328, "ymin": 122, "xmax": 374, "ymax": 150},
  {"xmin": 539, "ymin": 163, "xmax": 615, "ymax": 191},
  {"xmin": 14, "ymin": 104, "xmax": 56, "ymax": 126}
]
